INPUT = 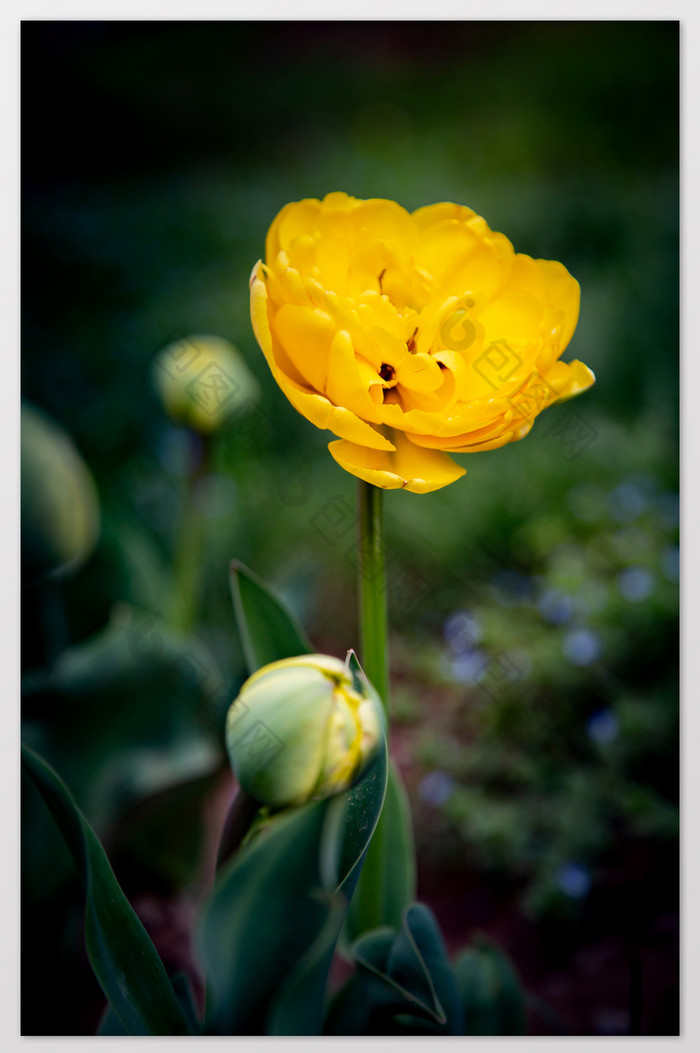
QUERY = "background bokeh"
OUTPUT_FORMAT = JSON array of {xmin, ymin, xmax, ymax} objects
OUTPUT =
[{"xmin": 21, "ymin": 21, "xmax": 679, "ymax": 1036}]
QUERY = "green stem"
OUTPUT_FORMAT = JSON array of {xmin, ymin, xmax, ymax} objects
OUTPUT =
[
  {"xmin": 358, "ymin": 480, "xmax": 390, "ymax": 716},
  {"xmin": 171, "ymin": 432, "xmax": 210, "ymax": 632},
  {"xmin": 349, "ymin": 482, "xmax": 410, "ymax": 935}
]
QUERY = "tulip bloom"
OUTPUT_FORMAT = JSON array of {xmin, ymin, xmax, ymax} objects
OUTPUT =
[{"xmin": 250, "ymin": 193, "xmax": 594, "ymax": 493}]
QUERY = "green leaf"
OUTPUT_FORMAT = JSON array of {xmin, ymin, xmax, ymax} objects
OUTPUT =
[
  {"xmin": 323, "ymin": 736, "xmax": 388, "ymax": 899},
  {"xmin": 323, "ymin": 935, "xmax": 398, "ymax": 1035},
  {"xmin": 454, "ymin": 935, "xmax": 527, "ymax": 1035},
  {"xmin": 387, "ymin": 904, "xmax": 461, "ymax": 1032},
  {"xmin": 31, "ymin": 604, "xmax": 223, "ymax": 831},
  {"xmin": 97, "ymin": 1006, "xmax": 127, "ymax": 1036},
  {"xmin": 199, "ymin": 737, "xmax": 388, "ymax": 1035},
  {"xmin": 326, "ymin": 904, "xmax": 459, "ymax": 1035},
  {"xmin": 171, "ymin": 972, "xmax": 202, "ymax": 1034},
  {"xmin": 229, "ymin": 559, "xmax": 312, "ymax": 673},
  {"xmin": 109, "ymin": 769, "xmax": 220, "ymax": 893},
  {"xmin": 21, "ymin": 744, "xmax": 191, "ymax": 1036},
  {"xmin": 355, "ymin": 905, "xmax": 457, "ymax": 1029},
  {"xmin": 345, "ymin": 758, "xmax": 415, "ymax": 938},
  {"xmin": 198, "ymin": 798, "xmax": 332, "ymax": 1035},
  {"xmin": 206, "ymin": 570, "xmax": 390, "ymax": 1034},
  {"xmin": 267, "ymin": 896, "xmax": 347, "ymax": 1036},
  {"xmin": 97, "ymin": 972, "xmax": 200, "ymax": 1036}
]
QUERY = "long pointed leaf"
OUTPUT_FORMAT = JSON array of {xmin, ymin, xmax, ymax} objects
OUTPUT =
[
  {"xmin": 327, "ymin": 904, "xmax": 459, "ymax": 1034},
  {"xmin": 21, "ymin": 745, "xmax": 190, "ymax": 1036},
  {"xmin": 267, "ymin": 895, "xmax": 347, "ymax": 1036},
  {"xmin": 353, "ymin": 904, "xmax": 456, "ymax": 1027},
  {"xmin": 199, "ymin": 738, "xmax": 388, "ymax": 1035},
  {"xmin": 454, "ymin": 935, "xmax": 527, "ymax": 1035},
  {"xmin": 229, "ymin": 559, "xmax": 312, "ymax": 673},
  {"xmin": 198, "ymin": 799, "xmax": 331, "ymax": 1034},
  {"xmin": 345, "ymin": 758, "xmax": 415, "ymax": 937}
]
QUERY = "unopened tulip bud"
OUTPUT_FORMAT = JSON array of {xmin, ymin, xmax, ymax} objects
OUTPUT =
[
  {"xmin": 153, "ymin": 335, "xmax": 260, "ymax": 434},
  {"xmin": 225, "ymin": 654, "xmax": 384, "ymax": 809},
  {"xmin": 21, "ymin": 402, "xmax": 100, "ymax": 580}
]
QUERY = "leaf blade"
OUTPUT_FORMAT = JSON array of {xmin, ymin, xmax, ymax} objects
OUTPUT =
[
  {"xmin": 21, "ymin": 745, "xmax": 191, "ymax": 1036},
  {"xmin": 345, "ymin": 758, "xmax": 415, "ymax": 937},
  {"xmin": 229, "ymin": 560, "xmax": 312, "ymax": 673}
]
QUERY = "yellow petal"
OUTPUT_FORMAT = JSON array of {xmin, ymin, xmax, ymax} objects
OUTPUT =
[
  {"xmin": 477, "ymin": 288, "xmax": 544, "ymax": 346},
  {"xmin": 408, "ymin": 419, "xmax": 530, "ymax": 452},
  {"xmin": 266, "ymin": 199, "xmax": 322, "ymax": 263},
  {"xmin": 395, "ymin": 352, "xmax": 443, "ymax": 394},
  {"xmin": 325, "ymin": 330, "xmax": 383, "ymax": 423},
  {"xmin": 546, "ymin": 359, "xmax": 596, "ymax": 400},
  {"xmin": 328, "ymin": 430, "xmax": 466, "ymax": 494},
  {"xmin": 503, "ymin": 254, "xmax": 580, "ymax": 353},
  {"xmin": 414, "ymin": 220, "xmax": 482, "ymax": 284},
  {"xmin": 537, "ymin": 259, "xmax": 580, "ymax": 353},
  {"xmin": 349, "ymin": 198, "xmax": 417, "ymax": 254},
  {"xmin": 272, "ymin": 303, "xmax": 336, "ymax": 391},
  {"xmin": 321, "ymin": 191, "xmax": 356, "ymax": 210},
  {"xmin": 438, "ymin": 233, "xmax": 515, "ymax": 301},
  {"xmin": 251, "ymin": 262, "xmax": 394, "ymax": 451},
  {"xmin": 276, "ymin": 372, "xmax": 396, "ymax": 451},
  {"xmin": 250, "ymin": 262, "xmax": 277, "ymax": 375},
  {"xmin": 412, "ymin": 202, "xmax": 479, "ymax": 230}
]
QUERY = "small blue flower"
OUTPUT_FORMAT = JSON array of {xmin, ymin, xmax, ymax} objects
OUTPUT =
[
  {"xmin": 586, "ymin": 708, "xmax": 619, "ymax": 745},
  {"xmin": 451, "ymin": 648, "xmax": 489, "ymax": 684},
  {"xmin": 443, "ymin": 610, "xmax": 481, "ymax": 656},
  {"xmin": 419, "ymin": 771, "xmax": 455, "ymax": 807},
  {"xmin": 563, "ymin": 628, "xmax": 602, "ymax": 666},
  {"xmin": 556, "ymin": 862, "xmax": 591, "ymax": 898},
  {"xmin": 538, "ymin": 588, "xmax": 575, "ymax": 625},
  {"xmin": 617, "ymin": 566, "xmax": 654, "ymax": 602},
  {"xmin": 607, "ymin": 481, "xmax": 648, "ymax": 523}
]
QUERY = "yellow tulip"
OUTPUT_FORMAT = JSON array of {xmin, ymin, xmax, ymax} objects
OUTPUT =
[{"xmin": 250, "ymin": 193, "xmax": 595, "ymax": 493}]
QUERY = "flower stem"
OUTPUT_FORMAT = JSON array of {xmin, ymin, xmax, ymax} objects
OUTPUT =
[
  {"xmin": 358, "ymin": 480, "xmax": 390, "ymax": 716},
  {"xmin": 171, "ymin": 432, "xmax": 210, "ymax": 632},
  {"xmin": 351, "ymin": 481, "xmax": 393, "ymax": 936}
]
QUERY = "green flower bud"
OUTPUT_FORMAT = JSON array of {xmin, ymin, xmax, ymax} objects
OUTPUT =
[
  {"xmin": 152, "ymin": 335, "xmax": 261, "ymax": 434},
  {"xmin": 21, "ymin": 402, "xmax": 100, "ymax": 580},
  {"xmin": 225, "ymin": 654, "xmax": 384, "ymax": 809}
]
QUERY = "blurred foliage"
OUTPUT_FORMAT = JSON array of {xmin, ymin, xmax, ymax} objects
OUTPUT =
[
  {"xmin": 21, "ymin": 20, "xmax": 677, "ymax": 1035},
  {"xmin": 396, "ymin": 410, "xmax": 678, "ymax": 921}
]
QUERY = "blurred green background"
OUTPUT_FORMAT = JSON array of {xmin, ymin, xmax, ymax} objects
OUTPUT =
[{"xmin": 21, "ymin": 21, "xmax": 678, "ymax": 1036}]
